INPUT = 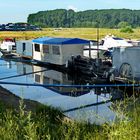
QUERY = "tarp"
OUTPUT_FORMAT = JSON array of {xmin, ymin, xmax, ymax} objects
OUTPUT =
[{"xmin": 32, "ymin": 37, "xmax": 90, "ymax": 45}]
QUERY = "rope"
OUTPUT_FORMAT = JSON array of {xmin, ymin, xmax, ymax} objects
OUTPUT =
[
  {"xmin": 63, "ymin": 99, "xmax": 111, "ymax": 113},
  {"xmin": 0, "ymin": 81, "xmax": 140, "ymax": 88}
]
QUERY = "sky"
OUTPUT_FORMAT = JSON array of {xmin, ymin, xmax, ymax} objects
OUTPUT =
[{"xmin": 0, "ymin": 0, "xmax": 140, "ymax": 24}]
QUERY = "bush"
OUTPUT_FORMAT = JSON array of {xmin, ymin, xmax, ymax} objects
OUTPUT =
[{"xmin": 120, "ymin": 26, "xmax": 134, "ymax": 33}]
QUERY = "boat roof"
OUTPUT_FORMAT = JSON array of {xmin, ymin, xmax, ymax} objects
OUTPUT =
[{"xmin": 32, "ymin": 37, "xmax": 90, "ymax": 45}]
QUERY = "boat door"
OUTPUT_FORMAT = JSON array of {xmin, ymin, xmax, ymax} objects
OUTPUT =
[{"xmin": 23, "ymin": 43, "xmax": 26, "ymax": 55}]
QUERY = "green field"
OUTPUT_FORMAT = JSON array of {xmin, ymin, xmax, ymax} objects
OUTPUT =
[{"xmin": 0, "ymin": 28, "xmax": 140, "ymax": 41}]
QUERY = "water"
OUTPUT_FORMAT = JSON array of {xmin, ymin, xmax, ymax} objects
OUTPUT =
[{"xmin": 0, "ymin": 54, "xmax": 123, "ymax": 124}]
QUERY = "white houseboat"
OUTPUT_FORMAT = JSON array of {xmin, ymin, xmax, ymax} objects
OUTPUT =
[
  {"xmin": 0, "ymin": 38, "xmax": 16, "ymax": 55},
  {"xmin": 32, "ymin": 37, "xmax": 90, "ymax": 66},
  {"xmin": 112, "ymin": 46, "xmax": 140, "ymax": 79},
  {"xmin": 84, "ymin": 35, "xmax": 133, "ymax": 59}
]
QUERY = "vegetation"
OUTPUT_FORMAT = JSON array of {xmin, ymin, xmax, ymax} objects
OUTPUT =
[
  {"xmin": 120, "ymin": 26, "xmax": 134, "ymax": 33},
  {"xmin": 0, "ymin": 95, "xmax": 140, "ymax": 140},
  {"xmin": 28, "ymin": 9, "xmax": 140, "ymax": 28},
  {"xmin": 117, "ymin": 21, "xmax": 130, "ymax": 29},
  {"xmin": 0, "ymin": 28, "xmax": 139, "ymax": 41}
]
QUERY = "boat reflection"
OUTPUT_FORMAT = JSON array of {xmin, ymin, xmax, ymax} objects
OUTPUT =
[{"xmin": 33, "ymin": 65, "xmax": 90, "ymax": 97}]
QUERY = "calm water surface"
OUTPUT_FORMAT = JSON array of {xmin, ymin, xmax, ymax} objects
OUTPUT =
[{"xmin": 0, "ymin": 54, "xmax": 124, "ymax": 124}]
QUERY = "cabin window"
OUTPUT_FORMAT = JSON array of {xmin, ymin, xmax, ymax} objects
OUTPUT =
[
  {"xmin": 52, "ymin": 46, "xmax": 60, "ymax": 55},
  {"xmin": 34, "ymin": 44, "xmax": 40, "ymax": 52},
  {"xmin": 43, "ymin": 45, "xmax": 49, "ymax": 53}
]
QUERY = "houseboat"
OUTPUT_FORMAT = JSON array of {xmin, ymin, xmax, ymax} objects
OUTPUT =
[
  {"xmin": 112, "ymin": 46, "xmax": 140, "ymax": 80},
  {"xmin": 16, "ymin": 40, "xmax": 33, "ymax": 59},
  {"xmin": 32, "ymin": 37, "xmax": 90, "ymax": 66},
  {"xmin": 0, "ymin": 38, "xmax": 16, "ymax": 55},
  {"xmin": 83, "ymin": 35, "xmax": 133, "ymax": 59}
]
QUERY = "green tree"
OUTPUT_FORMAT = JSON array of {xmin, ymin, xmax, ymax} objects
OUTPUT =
[
  {"xmin": 118, "ymin": 21, "xmax": 129, "ymax": 28},
  {"xmin": 27, "ymin": 9, "xmax": 140, "ymax": 28}
]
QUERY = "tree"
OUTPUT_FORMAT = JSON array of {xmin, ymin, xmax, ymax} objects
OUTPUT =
[
  {"xmin": 118, "ymin": 21, "xmax": 129, "ymax": 28},
  {"xmin": 27, "ymin": 9, "xmax": 140, "ymax": 28}
]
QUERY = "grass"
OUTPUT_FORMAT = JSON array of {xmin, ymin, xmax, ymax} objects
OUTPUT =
[
  {"xmin": 0, "ymin": 28, "xmax": 140, "ymax": 41},
  {"xmin": 0, "ymin": 95, "xmax": 140, "ymax": 140}
]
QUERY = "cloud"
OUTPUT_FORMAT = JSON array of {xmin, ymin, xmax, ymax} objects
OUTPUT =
[{"xmin": 67, "ymin": 5, "xmax": 78, "ymax": 11}]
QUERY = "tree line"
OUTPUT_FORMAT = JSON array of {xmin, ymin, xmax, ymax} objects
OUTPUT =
[{"xmin": 27, "ymin": 9, "xmax": 140, "ymax": 28}]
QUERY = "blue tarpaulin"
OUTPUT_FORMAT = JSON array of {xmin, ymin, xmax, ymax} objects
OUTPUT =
[{"xmin": 32, "ymin": 37, "xmax": 90, "ymax": 45}]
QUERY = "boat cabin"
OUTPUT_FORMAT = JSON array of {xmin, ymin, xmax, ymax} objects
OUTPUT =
[
  {"xmin": 32, "ymin": 37, "xmax": 90, "ymax": 65},
  {"xmin": 83, "ymin": 35, "xmax": 133, "ymax": 59},
  {"xmin": 102, "ymin": 35, "xmax": 133, "ymax": 49}
]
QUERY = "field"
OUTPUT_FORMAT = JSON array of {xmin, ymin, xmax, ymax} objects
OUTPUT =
[{"xmin": 0, "ymin": 28, "xmax": 140, "ymax": 41}]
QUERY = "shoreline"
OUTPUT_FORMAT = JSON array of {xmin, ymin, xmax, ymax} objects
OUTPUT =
[{"xmin": 0, "ymin": 85, "xmax": 43, "ymax": 112}]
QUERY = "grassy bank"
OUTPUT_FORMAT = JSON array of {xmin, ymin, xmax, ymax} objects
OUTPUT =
[
  {"xmin": 0, "ymin": 96, "xmax": 140, "ymax": 140},
  {"xmin": 0, "ymin": 28, "xmax": 140, "ymax": 41}
]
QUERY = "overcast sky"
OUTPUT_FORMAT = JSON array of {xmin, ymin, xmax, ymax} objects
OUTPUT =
[{"xmin": 0, "ymin": 0, "xmax": 140, "ymax": 24}]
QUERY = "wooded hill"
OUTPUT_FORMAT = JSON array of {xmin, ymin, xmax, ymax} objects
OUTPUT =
[{"xmin": 27, "ymin": 9, "xmax": 140, "ymax": 28}]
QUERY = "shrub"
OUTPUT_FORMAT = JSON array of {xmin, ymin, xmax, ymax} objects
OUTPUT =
[{"xmin": 120, "ymin": 26, "xmax": 134, "ymax": 33}]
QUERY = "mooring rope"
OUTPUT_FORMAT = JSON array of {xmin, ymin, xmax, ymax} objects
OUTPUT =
[{"xmin": 0, "ymin": 81, "xmax": 140, "ymax": 88}]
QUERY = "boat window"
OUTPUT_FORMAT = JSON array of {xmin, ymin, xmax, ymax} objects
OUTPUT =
[
  {"xmin": 34, "ymin": 44, "xmax": 40, "ymax": 52},
  {"xmin": 52, "ymin": 45, "xmax": 60, "ymax": 55},
  {"xmin": 12, "ymin": 45, "xmax": 16, "ymax": 50},
  {"xmin": 43, "ymin": 45, "xmax": 49, "ymax": 53},
  {"xmin": 113, "ymin": 37, "xmax": 123, "ymax": 40}
]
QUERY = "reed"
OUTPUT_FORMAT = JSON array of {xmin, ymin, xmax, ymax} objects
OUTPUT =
[{"xmin": 0, "ymin": 95, "xmax": 140, "ymax": 140}]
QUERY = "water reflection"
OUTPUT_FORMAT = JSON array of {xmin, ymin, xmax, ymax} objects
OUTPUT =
[
  {"xmin": 33, "ymin": 65, "xmax": 90, "ymax": 97},
  {"xmin": 0, "ymin": 58, "xmax": 126, "ymax": 124}
]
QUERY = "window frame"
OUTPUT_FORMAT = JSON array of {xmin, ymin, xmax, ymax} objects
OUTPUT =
[
  {"xmin": 43, "ymin": 44, "xmax": 49, "ymax": 53},
  {"xmin": 34, "ymin": 44, "xmax": 40, "ymax": 52},
  {"xmin": 52, "ymin": 45, "xmax": 60, "ymax": 55}
]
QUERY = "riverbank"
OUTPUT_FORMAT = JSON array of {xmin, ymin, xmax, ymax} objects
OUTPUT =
[
  {"xmin": 0, "ymin": 85, "xmax": 140, "ymax": 139},
  {"xmin": 0, "ymin": 86, "xmax": 41, "ymax": 112}
]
